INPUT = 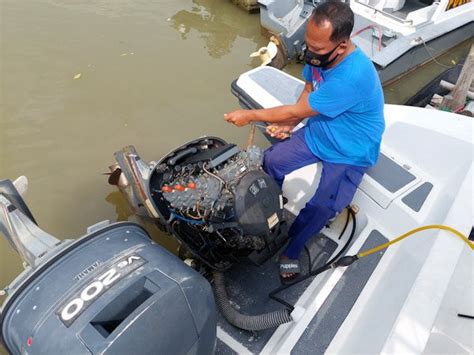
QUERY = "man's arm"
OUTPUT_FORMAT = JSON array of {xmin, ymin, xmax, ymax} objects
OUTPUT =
[
  {"xmin": 225, "ymin": 82, "xmax": 317, "ymax": 127},
  {"xmin": 281, "ymin": 82, "xmax": 313, "ymax": 125},
  {"xmin": 299, "ymin": 82, "xmax": 313, "ymax": 103}
]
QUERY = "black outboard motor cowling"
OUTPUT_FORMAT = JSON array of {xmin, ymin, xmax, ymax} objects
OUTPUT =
[{"xmin": 0, "ymin": 179, "xmax": 216, "ymax": 355}]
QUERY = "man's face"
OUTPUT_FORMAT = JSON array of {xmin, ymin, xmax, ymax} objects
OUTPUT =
[{"xmin": 304, "ymin": 19, "xmax": 347, "ymax": 59}]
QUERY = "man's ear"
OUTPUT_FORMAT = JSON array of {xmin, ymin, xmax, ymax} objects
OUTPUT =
[{"xmin": 336, "ymin": 40, "xmax": 348, "ymax": 54}]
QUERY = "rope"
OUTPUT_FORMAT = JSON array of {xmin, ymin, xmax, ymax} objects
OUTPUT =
[
  {"xmin": 419, "ymin": 38, "xmax": 454, "ymax": 69},
  {"xmin": 247, "ymin": 122, "xmax": 256, "ymax": 147},
  {"xmin": 351, "ymin": 24, "xmax": 383, "ymax": 52}
]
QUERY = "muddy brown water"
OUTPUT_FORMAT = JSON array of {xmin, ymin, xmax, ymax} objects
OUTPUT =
[
  {"xmin": 0, "ymin": 0, "xmax": 471, "ymax": 347},
  {"xmin": 0, "ymin": 0, "xmax": 269, "ymax": 295}
]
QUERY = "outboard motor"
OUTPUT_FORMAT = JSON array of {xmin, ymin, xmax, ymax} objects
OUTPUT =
[
  {"xmin": 109, "ymin": 137, "xmax": 288, "ymax": 271},
  {"xmin": 0, "ymin": 178, "xmax": 216, "ymax": 354},
  {"xmin": 108, "ymin": 138, "xmax": 294, "ymax": 331}
]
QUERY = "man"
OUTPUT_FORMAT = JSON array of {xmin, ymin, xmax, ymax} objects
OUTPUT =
[{"xmin": 224, "ymin": 2, "xmax": 384, "ymax": 281}]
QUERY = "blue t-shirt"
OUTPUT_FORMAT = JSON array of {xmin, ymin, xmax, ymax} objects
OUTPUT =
[{"xmin": 303, "ymin": 47, "xmax": 384, "ymax": 167}]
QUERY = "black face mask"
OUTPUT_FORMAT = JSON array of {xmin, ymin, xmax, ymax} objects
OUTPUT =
[{"xmin": 304, "ymin": 43, "xmax": 341, "ymax": 68}]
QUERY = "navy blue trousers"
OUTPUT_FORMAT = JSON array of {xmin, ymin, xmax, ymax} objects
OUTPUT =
[{"xmin": 263, "ymin": 128, "xmax": 367, "ymax": 260}]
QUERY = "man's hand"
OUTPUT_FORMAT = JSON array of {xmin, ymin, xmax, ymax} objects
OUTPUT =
[
  {"xmin": 266, "ymin": 124, "xmax": 294, "ymax": 140},
  {"xmin": 224, "ymin": 110, "xmax": 254, "ymax": 127},
  {"xmin": 224, "ymin": 85, "xmax": 317, "ymax": 127}
]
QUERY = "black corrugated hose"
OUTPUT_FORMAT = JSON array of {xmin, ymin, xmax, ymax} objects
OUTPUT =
[
  {"xmin": 213, "ymin": 207, "xmax": 357, "ymax": 330},
  {"xmin": 212, "ymin": 271, "xmax": 293, "ymax": 331}
]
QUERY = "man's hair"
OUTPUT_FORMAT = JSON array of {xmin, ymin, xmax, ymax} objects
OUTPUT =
[{"xmin": 312, "ymin": 1, "xmax": 354, "ymax": 42}]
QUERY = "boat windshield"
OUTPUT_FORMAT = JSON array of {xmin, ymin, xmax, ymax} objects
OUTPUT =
[
  {"xmin": 351, "ymin": 0, "xmax": 446, "ymax": 28},
  {"xmin": 353, "ymin": 0, "xmax": 436, "ymax": 20}
]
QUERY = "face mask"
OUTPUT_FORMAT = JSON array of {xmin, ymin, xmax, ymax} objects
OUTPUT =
[{"xmin": 304, "ymin": 43, "xmax": 341, "ymax": 68}]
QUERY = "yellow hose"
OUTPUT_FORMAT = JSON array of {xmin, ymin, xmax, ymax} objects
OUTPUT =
[{"xmin": 357, "ymin": 225, "xmax": 473, "ymax": 259}]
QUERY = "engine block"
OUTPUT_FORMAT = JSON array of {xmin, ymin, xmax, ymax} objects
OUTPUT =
[{"xmin": 161, "ymin": 146, "xmax": 264, "ymax": 215}]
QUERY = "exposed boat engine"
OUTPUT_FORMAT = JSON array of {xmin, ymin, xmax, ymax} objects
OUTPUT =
[{"xmin": 110, "ymin": 137, "xmax": 288, "ymax": 271}]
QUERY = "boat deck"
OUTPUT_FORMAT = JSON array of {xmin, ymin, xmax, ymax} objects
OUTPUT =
[
  {"xmin": 222, "ymin": 66, "xmax": 474, "ymax": 354},
  {"xmin": 215, "ymin": 207, "xmax": 389, "ymax": 354}
]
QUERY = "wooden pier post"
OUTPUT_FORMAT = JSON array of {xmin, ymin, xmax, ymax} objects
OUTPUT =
[
  {"xmin": 441, "ymin": 44, "xmax": 474, "ymax": 111},
  {"xmin": 231, "ymin": 0, "xmax": 260, "ymax": 13}
]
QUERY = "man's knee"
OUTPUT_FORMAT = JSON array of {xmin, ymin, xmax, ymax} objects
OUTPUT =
[{"xmin": 263, "ymin": 147, "xmax": 284, "ymax": 176}]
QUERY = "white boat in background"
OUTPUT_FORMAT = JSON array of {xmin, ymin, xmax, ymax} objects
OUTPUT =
[{"xmin": 258, "ymin": 0, "xmax": 474, "ymax": 84}]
